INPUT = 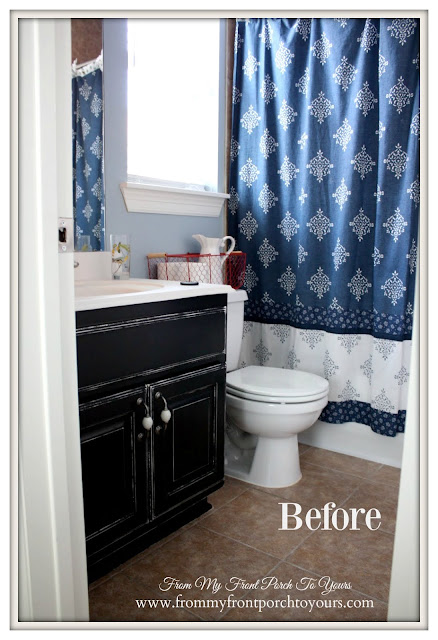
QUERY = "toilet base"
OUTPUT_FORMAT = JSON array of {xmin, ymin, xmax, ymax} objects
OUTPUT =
[{"xmin": 225, "ymin": 433, "xmax": 302, "ymax": 488}]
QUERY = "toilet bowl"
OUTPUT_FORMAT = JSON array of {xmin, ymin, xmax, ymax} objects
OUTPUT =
[{"xmin": 225, "ymin": 290, "xmax": 329, "ymax": 488}]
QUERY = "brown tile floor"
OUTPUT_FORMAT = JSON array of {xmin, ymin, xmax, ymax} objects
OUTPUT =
[{"xmin": 88, "ymin": 444, "xmax": 400, "ymax": 624}]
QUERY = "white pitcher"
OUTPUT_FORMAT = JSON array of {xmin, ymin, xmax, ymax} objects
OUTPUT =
[{"xmin": 192, "ymin": 234, "xmax": 236, "ymax": 265}]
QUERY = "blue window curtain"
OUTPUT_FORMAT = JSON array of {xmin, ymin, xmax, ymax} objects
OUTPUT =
[
  {"xmin": 228, "ymin": 18, "xmax": 420, "ymax": 437},
  {"xmin": 72, "ymin": 53, "xmax": 105, "ymax": 250}
]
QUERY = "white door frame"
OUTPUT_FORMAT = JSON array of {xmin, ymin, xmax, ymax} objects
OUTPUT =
[
  {"xmin": 14, "ymin": 17, "xmax": 89, "ymax": 624},
  {"xmin": 387, "ymin": 17, "xmax": 427, "ymax": 620}
]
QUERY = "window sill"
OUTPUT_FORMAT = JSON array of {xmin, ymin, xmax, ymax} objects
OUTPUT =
[{"xmin": 120, "ymin": 181, "xmax": 229, "ymax": 217}]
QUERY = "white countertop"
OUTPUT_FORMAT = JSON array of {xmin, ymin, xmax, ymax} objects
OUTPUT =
[{"xmin": 74, "ymin": 278, "xmax": 234, "ymax": 312}]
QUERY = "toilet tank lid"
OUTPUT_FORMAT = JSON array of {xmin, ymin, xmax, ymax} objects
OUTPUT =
[
  {"xmin": 226, "ymin": 366, "xmax": 329, "ymax": 399},
  {"xmin": 227, "ymin": 289, "xmax": 248, "ymax": 303}
]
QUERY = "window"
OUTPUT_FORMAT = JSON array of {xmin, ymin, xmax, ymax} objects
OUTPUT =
[{"xmin": 127, "ymin": 19, "xmax": 223, "ymax": 193}]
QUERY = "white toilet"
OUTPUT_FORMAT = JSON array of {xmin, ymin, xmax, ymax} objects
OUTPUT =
[{"xmin": 225, "ymin": 289, "xmax": 329, "ymax": 488}]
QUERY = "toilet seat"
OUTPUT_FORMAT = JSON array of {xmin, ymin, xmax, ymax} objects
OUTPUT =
[
  {"xmin": 226, "ymin": 387, "xmax": 328, "ymax": 404},
  {"xmin": 226, "ymin": 366, "xmax": 329, "ymax": 404}
]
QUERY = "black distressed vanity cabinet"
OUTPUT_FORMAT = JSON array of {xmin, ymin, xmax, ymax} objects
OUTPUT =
[{"xmin": 75, "ymin": 294, "xmax": 227, "ymax": 582}]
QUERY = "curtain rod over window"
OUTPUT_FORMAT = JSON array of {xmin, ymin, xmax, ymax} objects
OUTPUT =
[{"xmin": 72, "ymin": 51, "xmax": 103, "ymax": 78}]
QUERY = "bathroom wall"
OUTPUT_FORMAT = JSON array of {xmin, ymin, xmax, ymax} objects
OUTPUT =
[{"xmin": 103, "ymin": 19, "xmax": 227, "ymax": 279}]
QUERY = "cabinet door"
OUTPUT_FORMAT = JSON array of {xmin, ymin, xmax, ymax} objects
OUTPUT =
[
  {"xmin": 151, "ymin": 366, "xmax": 225, "ymax": 517},
  {"xmin": 79, "ymin": 387, "xmax": 150, "ymax": 554}
]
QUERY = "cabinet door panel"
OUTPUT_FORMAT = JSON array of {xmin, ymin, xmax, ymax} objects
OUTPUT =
[
  {"xmin": 172, "ymin": 397, "xmax": 212, "ymax": 482},
  {"xmin": 152, "ymin": 366, "xmax": 225, "ymax": 516},
  {"xmin": 81, "ymin": 418, "xmax": 135, "ymax": 536},
  {"xmin": 79, "ymin": 388, "xmax": 150, "ymax": 551}
]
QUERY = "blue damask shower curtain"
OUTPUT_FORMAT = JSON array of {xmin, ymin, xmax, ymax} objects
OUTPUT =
[
  {"xmin": 228, "ymin": 18, "xmax": 420, "ymax": 436},
  {"xmin": 72, "ymin": 54, "xmax": 105, "ymax": 250}
]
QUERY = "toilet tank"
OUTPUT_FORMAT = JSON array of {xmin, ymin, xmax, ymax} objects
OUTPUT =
[{"xmin": 226, "ymin": 289, "xmax": 248, "ymax": 372}]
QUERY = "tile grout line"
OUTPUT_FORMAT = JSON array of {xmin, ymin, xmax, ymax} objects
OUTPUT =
[
  {"xmin": 89, "ymin": 554, "xmax": 390, "ymax": 623},
  {"xmin": 196, "ymin": 522, "xmax": 284, "ymax": 562},
  {"xmin": 119, "ymin": 570, "xmax": 229, "ymax": 623},
  {"xmin": 245, "ymin": 483, "xmax": 367, "ymax": 517},
  {"xmin": 209, "ymin": 486, "xmax": 252, "ymax": 512},
  {"xmin": 92, "ymin": 473, "xmax": 393, "ymax": 593},
  {"xmin": 89, "ymin": 478, "xmax": 397, "ymax": 596},
  {"xmin": 92, "ymin": 486, "xmax": 283, "ymax": 620},
  {"xmin": 216, "ymin": 559, "xmax": 389, "ymax": 622},
  {"xmin": 282, "ymin": 559, "xmax": 390, "ymax": 606},
  {"xmin": 105, "ymin": 487, "xmax": 253, "ymax": 578},
  {"xmin": 299, "ymin": 460, "xmax": 386, "ymax": 483},
  {"xmin": 89, "ymin": 486, "xmax": 254, "ymax": 592},
  {"xmin": 300, "ymin": 448, "xmax": 386, "ymax": 473},
  {"xmin": 88, "ymin": 452, "xmax": 397, "ymax": 620},
  {"xmin": 199, "ymin": 514, "xmax": 319, "ymax": 563},
  {"xmin": 300, "ymin": 456, "xmax": 400, "ymax": 488},
  {"xmin": 215, "ymin": 557, "xmax": 287, "ymax": 622},
  {"xmin": 118, "ymin": 556, "xmax": 285, "ymax": 624}
]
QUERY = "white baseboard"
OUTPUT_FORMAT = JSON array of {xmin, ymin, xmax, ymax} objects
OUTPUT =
[{"xmin": 298, "ymin": 420, "xmax": 405, "ymax": 468}]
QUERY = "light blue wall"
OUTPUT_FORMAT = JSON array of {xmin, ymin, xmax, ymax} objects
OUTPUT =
[{"xmin": 103, "ymin": 18, "xmax": 226, "ymax": 279}]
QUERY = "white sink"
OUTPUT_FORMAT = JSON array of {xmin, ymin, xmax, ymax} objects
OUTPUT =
[
  {"xmin": 75, "ymin": 279, "xmax": 164, "ymax": 298},
  {"xmin": 74, "ymin": 277, "xmax": 234, "ymax": 312}
]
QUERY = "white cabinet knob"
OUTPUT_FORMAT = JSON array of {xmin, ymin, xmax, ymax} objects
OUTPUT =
[
  {"xmin": 142, "ymin": 416, "xmax": 153, "ymax": 431},
  {"xmin": 161, "ymin": 409, "xmax": 172, "ymax": 424}
]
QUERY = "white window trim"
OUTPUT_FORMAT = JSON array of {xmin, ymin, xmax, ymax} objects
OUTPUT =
[
  {"xmin": 120, "ymin": 180, "xmax": 229, "ymax": 217},
  {"xmin": 121, "ymin": 19, "xmax": 228, "ymax": 218}
]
